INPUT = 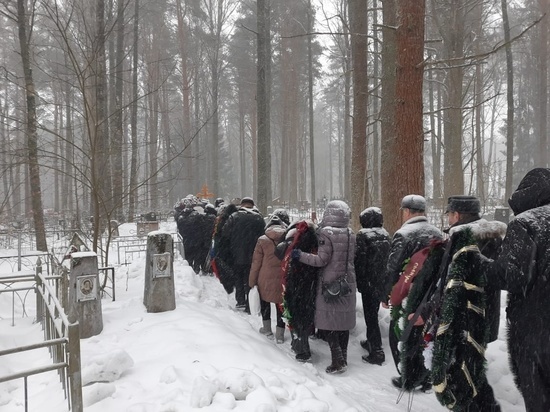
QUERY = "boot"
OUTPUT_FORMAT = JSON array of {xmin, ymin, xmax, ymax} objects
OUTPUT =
[
  {"xmin": 259, "ymin": 320, "xmax": 273, "ymax": 336},
  {"xmin": 275, "ymin": 326, "xmax": 285, "ymax": 344},
  {"xmin": 326, "ymin": 345, "xmax": 347, "ymax": 374},
  {"xmin": 362, "ymin": 349, "xmax": 385, "ymax": 365}
]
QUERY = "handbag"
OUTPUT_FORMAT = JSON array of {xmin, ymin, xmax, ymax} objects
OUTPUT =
[{"xmin": 321, "ymin": 229, "xmax": 352, "ymax": 303}]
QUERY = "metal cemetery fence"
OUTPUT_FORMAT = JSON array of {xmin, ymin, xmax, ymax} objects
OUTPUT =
[{"xmin": 0, "ymin": 263, "xmax": 83, "ymax": 412}]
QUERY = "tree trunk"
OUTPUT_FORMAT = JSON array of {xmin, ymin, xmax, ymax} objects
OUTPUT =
[
  {"xmin": 112, "ymin": 0, "xmax": 125, "ymax": 221},
  {"xmin": 441, "ymin": 0, "xmax": 465, "ymax": 199},
  {"xmin": 380, "ymin": 0, "xmax": 399, "ymax": 235},
  {"xmin": 372, "ymin": 0, "xmax": 380, "ymax": 205},
  {"xmin": 176, "ymin": 0, "xmax": 193, "ymax": 195},
  {"xmin": 394, "ymin": 0, "xmax": 426, "ymax": 203},
  {"xmin": 473, "ymin": 1, "xmax": 485, "ymax": 204},
  {"xmin": 502, "ymin": 0, "xmax": 514, "ymax": 203},
  {"xmin": 343, "ymin": 11, "xmax": 352, "ymax": 202},
  {"xmin": 128, "ymin": 0, "xmax": 139, "ymax": 222},
  {"xmin": 307, "ymin": 0, "xmax": 315, "ymax": 212},
  {"xmin": 350, "ymin": 0, "xmax": 368, "ymax": 230},
  {"xmin": 16, "ymin": 0, "xmax": 48, "ymax": 251},
  {"xmin": 257, "ymin": 0, "xmax": 272, "ymax": 213}
]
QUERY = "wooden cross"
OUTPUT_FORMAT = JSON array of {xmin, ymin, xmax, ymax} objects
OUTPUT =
[{"xmin": 196, "ymin": 184, "xmax": 214, "ymax": 199}]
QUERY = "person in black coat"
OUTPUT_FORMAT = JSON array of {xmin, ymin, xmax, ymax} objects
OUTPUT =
[
  {"xmin": 354, "ymin": 207, "xmax": 390, "ymax": 365},
  {"xmin": 221, "ymin": 197, "xmax": 265, "ymax": 312},
  {"xmin": 211, "ymin": 203, "xmax": 238, "ymax": 293},
  {"xmin": 195, "ymin": 204, "xmax": 217, "ymax": 274},
  {"xmin": 384, "ymin": 195, "xmax": 443, "ymax": 390},
  {"xmin": 481, "ymin": 167, "xmax": 550, "ymax": 412},
  {"xmin": 278, "ymin": 220, "xmax": 320, "ymax": 362},
  {"xmin": 425, "ymin": 195, "xmax": 505, "ymax": 411},
  {"xmin": 445, "ymin": 195, "xmax": 506, "ymax": 344},
  {"xmin": 177, "ymin": 206, "xmax": 201, "ymax": 272}
]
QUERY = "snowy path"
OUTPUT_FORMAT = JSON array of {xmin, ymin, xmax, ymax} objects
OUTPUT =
[{"xmin": 0, "ymin": 222, "xmax": 526, "ymax": 411}]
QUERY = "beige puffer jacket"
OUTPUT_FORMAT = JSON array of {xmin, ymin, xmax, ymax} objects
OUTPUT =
[{"xmin": 248, "ymin": 225, "xmax": 286, "ymax": 304}]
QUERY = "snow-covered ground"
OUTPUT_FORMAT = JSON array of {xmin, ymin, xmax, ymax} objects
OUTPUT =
[{"xmin": 0, "ymin": 222, "xmax": 526, "ymax": 411}]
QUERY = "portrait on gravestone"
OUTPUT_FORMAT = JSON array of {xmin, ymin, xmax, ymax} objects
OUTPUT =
[
  {"xmin": 153, "ymin": 253, "xmax": 171, "ymax": 278},
  {"xmin": 77, "ymin": 275, "xmax": 98, "ymax": 301}
]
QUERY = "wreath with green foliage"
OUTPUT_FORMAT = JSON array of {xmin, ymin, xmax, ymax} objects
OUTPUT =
[
  {"xmin": 431, "ymin": 228, "xmax": 488, "ymax": 411},
  {"xmin": 393, "ymin": 244, "xmax": 445, "ymax": 390}
]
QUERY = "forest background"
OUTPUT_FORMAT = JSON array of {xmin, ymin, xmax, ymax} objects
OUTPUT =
[{"xmin": 0, "ymin": 0, "xmax": 549, "ymax": 254}]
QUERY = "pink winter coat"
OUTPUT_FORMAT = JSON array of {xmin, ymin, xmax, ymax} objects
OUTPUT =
[{"xmin": 248, "ymin": 225, "xmax": 286, "ymax": 304}]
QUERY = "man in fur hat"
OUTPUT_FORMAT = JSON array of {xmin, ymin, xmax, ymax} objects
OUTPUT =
[{"xmin": 426, "ymin": 195, "xmax": 506, "ymax": 411}]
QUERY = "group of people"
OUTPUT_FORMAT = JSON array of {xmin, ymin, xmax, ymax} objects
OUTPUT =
[
  {"xmin": 374, "ymin": 167, "xmax": 550, "ymax": 412},
  {"xmin": 176, "ymin": 167, "xmax": 550, "ymax": 412}
]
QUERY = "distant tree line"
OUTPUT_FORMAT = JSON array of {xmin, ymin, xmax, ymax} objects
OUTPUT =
[{"xmin": 0, "ymin": 0, "xmax": 548, "ymax": 251}]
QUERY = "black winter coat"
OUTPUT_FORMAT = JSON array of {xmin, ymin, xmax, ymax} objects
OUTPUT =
[
  {"xmin": 281, "ymin": 221, "xmax": 320, "ymax": 331},
  {"xmin": 354, "ymin": 227, "xmax": 390, "ymax": 301},
  {"xmin": 484, "ymin": 168, "xmax": 550, "ymax": 356},
  {"xmin": 384, "ymin": 216, "xmax": 443, "ymax": 301},
  {"xmin": 222, "ymin": 207, "xmax": 265, "ymax": 266}
]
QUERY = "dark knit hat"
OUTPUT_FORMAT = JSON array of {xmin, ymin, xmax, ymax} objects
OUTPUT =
[
  {"xmin": 446, "ymin": 195, "xmax": 481, "ymax": 214},
  {"xmin": 240, "ymin": 197, "xmax": 255, "ymax": 207},
  {"xmin": 400, "ymin": 194, "xmax": 426, "ymax": 212}
]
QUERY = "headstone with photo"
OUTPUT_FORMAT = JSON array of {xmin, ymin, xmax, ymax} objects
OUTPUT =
[
  {"xmin": 494, "ymin": 207, "xmax": 510, "ymax": 224},
  {"xmin": 68, "ymin": 251, "xmax": 103, "ymax": 338},
  {"xmin": 143, "ymin": 231, "xmax": 175, "ymax": 313}
]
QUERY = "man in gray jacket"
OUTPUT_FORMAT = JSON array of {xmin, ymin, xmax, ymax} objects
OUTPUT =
[{"xmin": 383, "ymin": 194, "xmax": 442, "ymax": 390}]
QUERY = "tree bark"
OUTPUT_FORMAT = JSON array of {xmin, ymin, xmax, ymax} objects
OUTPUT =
[
  {"xmin": 380, "ymin": 0, "xmax": 399, "ymax": 235},
  {"xmin": 501, "ymin": 0, "xmax": 514, "ymax": 203},
  {"xmin": 394, "ymin": 0, "xmax": 426, "ymax": 203},
  {"xmin": 128, "ymin": 0, "xmax": 139, "ymax": 222},
  {"xmin": 16, "ymin": 0, "xmax": 48, "ymax": 251},
  {"xmin": 307, "ymin": 0, "xmax": 315, "ymax": 212},
  {"xmin": 350, "ymin": 0, "xmax": 368, "ymax": 230},
  {"xmin": 257, "ymin": 0, "xmax": 272, "ymax": 213}
]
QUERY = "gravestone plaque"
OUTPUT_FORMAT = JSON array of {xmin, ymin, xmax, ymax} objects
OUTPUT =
[
  {"xmin": 68, "ymin": 251, "xmax": 103, "ymax": 338},
  {"xmin": 76, "ymin": 275, "xmax": 98, "ymax": 302},
  {"xmin": 143, "ymin": 232, "xmax": 175, "ymax": 313}
]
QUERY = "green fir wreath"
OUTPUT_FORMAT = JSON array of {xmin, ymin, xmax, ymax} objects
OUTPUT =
[
  {"xmin": 431, "ymin": 228, "xmax": 489, "ymax": 411},
  {"xmin": 397, "ymin": 244, "xmax": 445, "ymax": 390}
]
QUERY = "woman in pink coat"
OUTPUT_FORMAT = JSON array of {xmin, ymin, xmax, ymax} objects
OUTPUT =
[{"xmin": 249, "ymin": 210, "xmax": 290, "ymax": 343}]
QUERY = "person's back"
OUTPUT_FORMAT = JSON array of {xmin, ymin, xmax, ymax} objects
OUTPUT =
[
  {"xmin": 446, "ymin": 196, "xmax": 506, "ymax": 343},
  {"xmin": 384, "ymin": 195, "xmax": 443, "ymax": 301},
  {"xmin": 227, "ymin": 208, "xmax": 265, "ymax": 265},
  {"xmin": 249, "ymin": 216, "xmax": 288, "ymax": 342},
  {"xmin": 294, "ymin": 200, "xmax": 356, "ymax": 374},
  {"xmin": 355, "ymin": 207, "xmax": 390, "ymax": 365},
  {"xmin": 384, "ymin": 194, "xmax": 442, "ymax": 391},
  {"xmin": 355, "ymin": 207, "xmax": 391, "ymax": 301},
  {"xmin": 483, "ymin": 168, "xmax": 550, "ymax": 412},
  {"xmin": 223, "ymin": 197, "xmax": 265, "ymax": 311}
]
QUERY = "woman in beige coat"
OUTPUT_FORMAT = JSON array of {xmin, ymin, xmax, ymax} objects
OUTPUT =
[{"xmin": 249, "ymin": 211, "xmax": 289, "ymax": 343}]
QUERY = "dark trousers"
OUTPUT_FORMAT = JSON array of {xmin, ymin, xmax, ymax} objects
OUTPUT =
[
  {"xmin": 361, "ymin": 290, "xmax": 382, "ymax": 351},
  {"xmin": 509, "ymin": 330, "xmax": 550, "ymax": 412},
  {"xmin": 324, "ymin": 330, "xmax": 350, "ymax": 362},
  {"xmin": 233, "ymin": 263, "xmax": 251, "ymax": 308},
  {"xmin": 260, "ymin": 299, "xmax": 285, "ymax": 328},
  {"xmin": 291, "ymin": 326, "xmax": 311, "ymax": 356}
]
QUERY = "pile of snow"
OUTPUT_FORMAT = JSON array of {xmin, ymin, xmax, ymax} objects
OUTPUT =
[{"xmin": 0, "ymin": 222, "xmax": 525, "ymax": 411}]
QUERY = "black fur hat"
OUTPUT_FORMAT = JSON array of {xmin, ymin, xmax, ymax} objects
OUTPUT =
[{"xmin": 446, "ymin": 195, "xmax": 480, "ymax": 214}]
